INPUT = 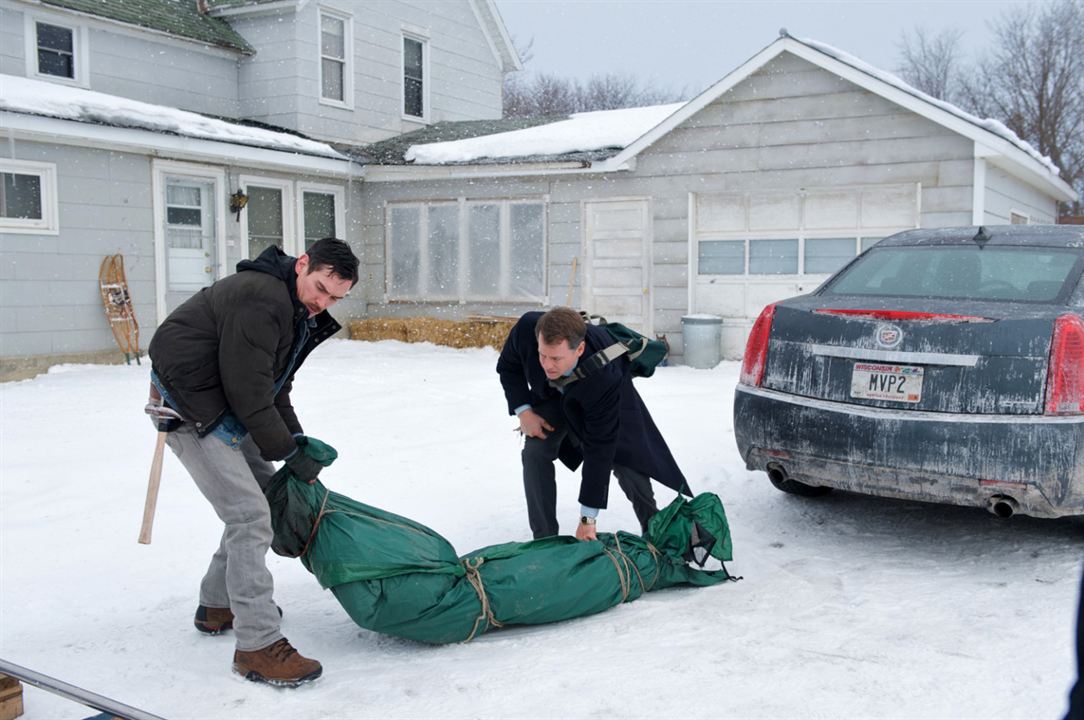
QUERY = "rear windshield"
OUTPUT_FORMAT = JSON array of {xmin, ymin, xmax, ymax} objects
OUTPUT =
[{"xmin": 821, "ymin": 246, "xmax": 1082, "ymax": 302}]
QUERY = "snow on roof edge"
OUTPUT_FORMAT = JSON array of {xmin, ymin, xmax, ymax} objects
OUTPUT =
[
  {"xmin": 404, "ymin": 102, "xmax": 686, "ymax": 165},
  {"xmin": 794, "ymin": 36, "xmax": 1061, "ymax": 178},
  {"xmin": 0, "ymin": 75, "xmax": 346, "ymax": 160}
]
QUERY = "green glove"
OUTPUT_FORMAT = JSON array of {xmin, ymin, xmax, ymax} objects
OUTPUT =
[{"xmin": 284, "ymin": 435, "xmax": 337, "ymax": 483}]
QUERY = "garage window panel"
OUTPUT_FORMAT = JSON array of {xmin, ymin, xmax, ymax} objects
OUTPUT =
[
  {"xmin": 750, "ymin": 238, "xmax": 798, "ymax": 274},
  {"xmin": 698, "ymin": 239, "xmax": 745, "ymax": 274},
  {"xmin": 805, "ymin": 237, "xmax": 857, "ymax": 274}
]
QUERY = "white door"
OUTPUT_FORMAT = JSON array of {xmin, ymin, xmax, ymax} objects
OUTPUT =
[
  {"xmin": 584, "ymin": 199, "xmax": 651, "ymax": 333},
  {"xmin": 164, "ymin": 177, "xmax": 217, "ymax": 313}
]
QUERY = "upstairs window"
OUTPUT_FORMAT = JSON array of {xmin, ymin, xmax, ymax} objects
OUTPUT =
[
  {"xmin": 319, "ymin": 10, "xmax": 352, "ymax": 106},
  {"xmin": 27, "ymin": 17, "xmax": 86, "ymax": 85},
  {"xmin": 403, "ymin": 35, "xmax": 427, "ymax": 119},
  {"xmin": 37, "ymin": 22, "xmax": 73, "ymax": 78}
]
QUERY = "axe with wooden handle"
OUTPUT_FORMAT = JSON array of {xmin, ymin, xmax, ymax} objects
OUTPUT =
[{"xmin": 140, "ymin": 395, "xmax": 182, "ymax": 545}]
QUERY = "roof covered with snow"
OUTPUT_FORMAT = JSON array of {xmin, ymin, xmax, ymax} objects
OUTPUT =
[
  {"xmin": 402, "ymin": 103, "xmax": 684, "ymax": 166},
  {"xmin": 0, "ymin": 75, "xmax": 345, "ymax": 159}
]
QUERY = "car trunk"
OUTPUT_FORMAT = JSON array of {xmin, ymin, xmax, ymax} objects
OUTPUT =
[{"xmin": 763, "ymin": 299, "xmax": 1056, "ymax": 415}]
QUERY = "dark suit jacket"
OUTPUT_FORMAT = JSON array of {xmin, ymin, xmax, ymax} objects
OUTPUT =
[{"xmin": 497, "ymin": 311, "xmax": 690, "ymax": 509}]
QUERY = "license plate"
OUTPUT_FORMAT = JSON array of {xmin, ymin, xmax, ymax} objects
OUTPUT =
[{"xmin": 850, "ymin": 362, "xmax": 924, "ymax": 403}]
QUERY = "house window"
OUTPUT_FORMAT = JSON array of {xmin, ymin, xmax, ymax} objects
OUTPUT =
[
  {"xmin": 403, "ymin": 35, "xmax": 426, "ymax": 119},
  {"xmin": 246, "ymin": 186, "xmax": 285, "ymax": 259},
  {"xmin": 299, "ymin": 185, "xmax": 345, "ymax": 245},
  {"xmin": 695, "ymin": 185, "xmax": 918, "ymax": 277},
  {"xmin": 0, "ymin": 159, "xmax": 58, "ymax": 234},
  {"xmin": 387, "ymin": 199, "xmax": 546, "ymax": 301},
  {"xmin": 1010, "ymin": 211, "xmax": 1030, "ymax": 225},
  {"xmin": 319, "ymin": 10, "xmax": 352, "ymax": 105},
  {"xmin": 37, "ymin": 22, "xmax": 74, "ymax": 78},
  {"xmin": 26, "ymin": 17, "xmax": 86, "ymax": 85}
]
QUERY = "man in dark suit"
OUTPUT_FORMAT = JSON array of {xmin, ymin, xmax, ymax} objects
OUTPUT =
[{"xmin": 497, "ymin": 307, "xmax": 691, "ymax": 540}]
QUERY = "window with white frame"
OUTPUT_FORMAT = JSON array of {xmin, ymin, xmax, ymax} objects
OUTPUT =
[
  {"xmin": 0, "ymin": 159, "xmax": 58, "ymax": 234},
  {"xmin": 26, "ymin": 16, "xmax": 86, "ymax": 85},
  {"xmin": 300, "ymin": 185, "xmax": 344, "ymax": 245},
  {"xmin": 1010, "ymin": 211, "xmax": 1030, "ymax": 225},
  {"xmin": 319, "ymin": 9, "xmax": 352, "ymax": 105},
  {"xmin": 387, "ymin": 199, "xmax": 546, "ymax": 301},
  {"xmin": 695, "ymin": 185, "xmax": 916, "ymax": 276},
  {"xmin": 402, "ymin": 35, "xmax": 427, "ymax": 119}
]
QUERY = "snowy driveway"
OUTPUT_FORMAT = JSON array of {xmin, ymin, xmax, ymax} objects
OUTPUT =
[{"xmin": 1, "ymin": 339, "xmax": 1081, "ymax": 719}]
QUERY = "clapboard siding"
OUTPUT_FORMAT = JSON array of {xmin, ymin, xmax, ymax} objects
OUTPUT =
[
  {"xmin": 984, "ymin": 164, "xmax": 1059, "ymax": 224},
  {"xmin": 0, "ymin": 142, "xmax": 157, "ymax": 356}
]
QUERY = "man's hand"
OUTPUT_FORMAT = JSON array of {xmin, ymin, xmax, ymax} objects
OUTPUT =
[
  {"xmin": 518, "ymin": 409, "xmax": 555, "ymax": 439},
  {"xmin": 575, "ymin": 517, "xmax": 598, "ymax": 541},
  {"xmin": 284, "ymin": 435, "xmax": 329, "ymax": 484}
]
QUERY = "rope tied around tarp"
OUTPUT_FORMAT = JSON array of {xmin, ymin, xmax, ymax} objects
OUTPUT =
[
  {"xmin": 461, "ymin": 557, "xmax": 503, "ymax": 642},
  {"xmin": 299, "ymin": 487, "xmax": 332, "ymax": 558},
  {"xmin": 613, "ymin": 535, "xmax": 663, "ymax": 595}
]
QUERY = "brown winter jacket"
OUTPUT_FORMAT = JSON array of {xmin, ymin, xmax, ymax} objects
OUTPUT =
[{"xmin": 148, "ymin": 247, "xmax": 340, "ymax": 461}]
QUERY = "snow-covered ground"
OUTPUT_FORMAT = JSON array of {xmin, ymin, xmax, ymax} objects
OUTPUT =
[{"xmin": 1, "ymin": 339, "xmax": 1081, "ymax": 719}]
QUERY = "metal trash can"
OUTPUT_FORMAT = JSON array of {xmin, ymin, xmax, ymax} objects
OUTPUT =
[{"xmin": 681, "ymin": 314, "xmax": 723, "ymax": 369}]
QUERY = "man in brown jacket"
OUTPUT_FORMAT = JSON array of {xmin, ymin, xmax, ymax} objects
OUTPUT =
[{"xmin": 149, "ymin": 238, "xmax": 357, "ymax": 687}]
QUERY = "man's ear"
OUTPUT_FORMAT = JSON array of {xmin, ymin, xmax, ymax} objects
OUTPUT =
[
  {"xmin": 295, "ymin": 254, "xmax": 309, "ymax": 275},
  {"xmin": 575, "ymin": 340, "xmax": 586, "ymax": 357}
]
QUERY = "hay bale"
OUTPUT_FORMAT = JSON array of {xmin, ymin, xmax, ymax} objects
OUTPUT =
[{"xmin": 348, "ymin": 316, "xmax": 517, "ymax": 350}]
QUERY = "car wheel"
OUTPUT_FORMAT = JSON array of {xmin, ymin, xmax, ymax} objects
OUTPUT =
[{"xmin": 766, "ymin": 464, "xmax": 832, "ymax": 497}]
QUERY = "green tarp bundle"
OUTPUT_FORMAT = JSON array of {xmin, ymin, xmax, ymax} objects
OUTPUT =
[{"xmin": 266, "ymin": 439, "xmax": 735, "ymax": 644}]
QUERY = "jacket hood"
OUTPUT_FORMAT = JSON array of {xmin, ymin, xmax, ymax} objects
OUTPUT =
[
  {"xmin": 237, "ymin": 246, "xmax": 296, "ymax": 283},
  {"xmin": 237, "ymin": 246, "xmax": 304, "ymax": 314}
]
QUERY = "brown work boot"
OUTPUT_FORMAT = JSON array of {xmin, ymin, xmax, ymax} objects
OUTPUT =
[
  {"xmin": 194, "ymin": 605, "xmax": 233, "ymax": 635},
  {"xmin": 233, "ymin": 638, "xmax": 322, "ymax": 687},
  {"xmin": 194, "ymin": 604, "xmax": 283, "ymax": 635}
]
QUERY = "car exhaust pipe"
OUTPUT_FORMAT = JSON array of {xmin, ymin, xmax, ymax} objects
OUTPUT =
[
  {"xmin": 766, "ymin": 463, "xmax": 787, "ymax": 487},
  {"xmin": 987, "ymin": 495, "xmax": 1019, "ymax": 519}
]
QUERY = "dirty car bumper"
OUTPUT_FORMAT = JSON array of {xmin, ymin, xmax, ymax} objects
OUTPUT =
[{"xmin": 733, "ymin": 385, "xmax": 1084, "ymax": 518}]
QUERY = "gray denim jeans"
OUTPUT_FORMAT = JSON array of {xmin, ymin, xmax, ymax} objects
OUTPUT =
[{"xmin": 165, "ymin": 423, "xmax": 283, "ymax": 651}]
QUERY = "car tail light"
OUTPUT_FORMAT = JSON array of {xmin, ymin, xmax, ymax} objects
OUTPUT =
[
  {"xmin": 813, "ymin": 309, "xmax": 992, "ymax": 323},
  {"xmin": 740, "ymin": 304, "xmax": 776, "ymax": 387},
  {"xmin": 1044, "ymin": 313, "xmax": 1084, "ymax": 415}
]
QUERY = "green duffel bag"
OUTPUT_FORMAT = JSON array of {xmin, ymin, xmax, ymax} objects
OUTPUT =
[{"xmin": 266, "ymin": 438, "xmax": 736, "ymax": 644}]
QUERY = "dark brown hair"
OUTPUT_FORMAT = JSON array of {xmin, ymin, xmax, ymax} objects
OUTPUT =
[{"xmin": 535, "ymin": 307, "xmax": 586, "ymax": 348}]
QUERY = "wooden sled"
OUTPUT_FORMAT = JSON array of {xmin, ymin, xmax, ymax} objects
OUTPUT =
[{"xmin": 98, "ymin": 254, "xmax": 141, "ymax": 364}]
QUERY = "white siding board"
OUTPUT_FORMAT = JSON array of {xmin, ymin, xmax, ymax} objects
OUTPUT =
[{"xmin": 984, "ymin": 165, "xmax": 1058, "ymax": 223}]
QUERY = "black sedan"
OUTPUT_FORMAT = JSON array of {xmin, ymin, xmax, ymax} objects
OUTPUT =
[{"xmin": 733, "ymin": 225, "xmax": 1084, "ymax": 518}]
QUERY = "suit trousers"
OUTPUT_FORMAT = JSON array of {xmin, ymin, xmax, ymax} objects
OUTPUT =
[
  {"xmin": 165, "ymin": 423, "xmax": 283, "ymax": 651},
  {"xmin": 521, "ymin": 398, "xmax": 658, "ymax": 539}
]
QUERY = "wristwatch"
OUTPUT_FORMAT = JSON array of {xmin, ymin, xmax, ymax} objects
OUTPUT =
[{"xmin": 579, "ymin": 516, "xmax": 596, "ymax": 526}]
